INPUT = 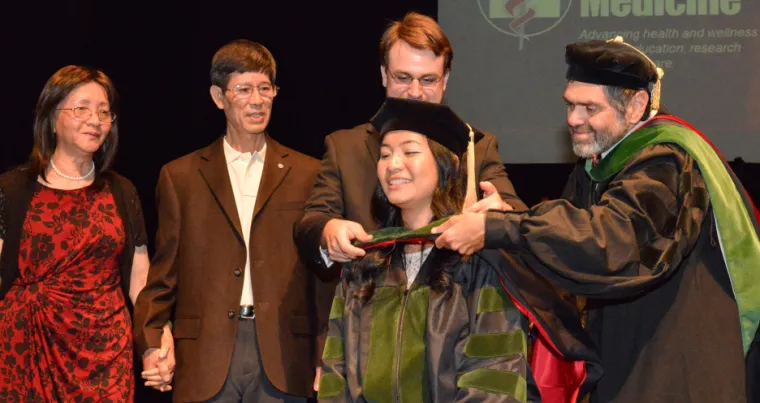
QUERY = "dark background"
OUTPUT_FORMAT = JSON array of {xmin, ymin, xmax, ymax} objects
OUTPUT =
[{"xmin": 2, "ymin": 1, "xmax": 757, "ymax": 402}]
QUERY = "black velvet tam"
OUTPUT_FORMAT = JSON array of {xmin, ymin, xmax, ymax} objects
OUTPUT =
[
  {"xmin": 565, "ymin": 40, "xmax": 658, "ymax": 89},
  {"xmin": 369, "ymin": 97, "xmax": 482, "ymax": 156}
]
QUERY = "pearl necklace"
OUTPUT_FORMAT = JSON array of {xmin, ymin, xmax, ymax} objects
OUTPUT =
[{"xmin": 50, "ymin": 159, "xmax": 95, "ymax": 181}]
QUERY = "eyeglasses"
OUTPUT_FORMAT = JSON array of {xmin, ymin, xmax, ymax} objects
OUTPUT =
[
  {"xmin": 226, "ymin": 83, "xmax": 279, "ymax": 100},
  {"xmin": 57, "ymin": 107, "xmax": 116, "ymax": 123},
  {"xmin": 386, "ymin": 70, "xmax": 443, "ymax": 87}
]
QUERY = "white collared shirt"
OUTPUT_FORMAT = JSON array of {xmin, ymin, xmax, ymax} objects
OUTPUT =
[{"xmin": 223, "ymin": 137, "xmax": 267, "ymax": 306}]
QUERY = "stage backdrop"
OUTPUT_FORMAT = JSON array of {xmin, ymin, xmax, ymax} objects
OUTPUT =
[{"xmin": 439, "ymin": 0, "xmax": 760, "ymax": 163}]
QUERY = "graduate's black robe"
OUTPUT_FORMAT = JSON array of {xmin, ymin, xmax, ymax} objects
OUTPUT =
[{"xmin": 317, "ymin": 246, "xmax": 602, "ymax": 403}]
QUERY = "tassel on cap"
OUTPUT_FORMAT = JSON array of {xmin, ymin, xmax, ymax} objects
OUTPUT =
[
  {"xmin": 462, "ymin": 122, "xmax": 478, "ymax": 211},
  {"xmin": 651, "ymin": 67, "xmax": 664, "ymax": 111}
]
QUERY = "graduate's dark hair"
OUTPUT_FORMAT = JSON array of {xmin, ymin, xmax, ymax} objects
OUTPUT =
[
  {"xmin": 31, "ymin": 65, "xmax": 119, "ymax": 181},
  {"xmin": 347, "ymin": 137, "xmax": 466, "ymax": 304}
]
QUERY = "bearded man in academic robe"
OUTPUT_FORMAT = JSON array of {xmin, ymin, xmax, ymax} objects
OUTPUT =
[{"xmin": 432, "ymin": 37, "xmax": 760, "ymax": 403}]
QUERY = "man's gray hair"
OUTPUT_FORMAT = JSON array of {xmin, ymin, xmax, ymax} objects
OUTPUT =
[{"xmin": 603, "ymin": 86, "xmax": 641, "ymax": 117}]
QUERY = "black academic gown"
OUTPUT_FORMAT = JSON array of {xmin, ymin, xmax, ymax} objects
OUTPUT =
[{"xmin": 485, "ymin": 120, "xmax": 749, "ymax": 402}]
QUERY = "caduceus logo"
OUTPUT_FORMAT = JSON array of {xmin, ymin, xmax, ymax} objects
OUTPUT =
[{"xmin": 478, "ymin": 0, "xmax": 573, "ymax": 50}]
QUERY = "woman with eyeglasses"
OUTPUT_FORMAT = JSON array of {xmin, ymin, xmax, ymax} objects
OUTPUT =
[{"xmin": 0, "ymin": 65, "xmax": 172, "ymax": 401}]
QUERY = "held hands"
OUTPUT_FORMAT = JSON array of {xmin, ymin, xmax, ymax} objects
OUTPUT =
[
  {"xmin": 321, "ymin": 219, "xmax": 373, "ymax": 262},
  {"xmin": 464, "ymin": 181, "xmax": 513, "ymax": 213},
  {"xmin": 141, "ymin": 323, "xmax": 176, "ymax": 392}
]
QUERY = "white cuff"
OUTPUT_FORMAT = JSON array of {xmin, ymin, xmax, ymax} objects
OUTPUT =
[{"xmin": 319, "ymin": 246, "xmax": 334, "ymax": 267}]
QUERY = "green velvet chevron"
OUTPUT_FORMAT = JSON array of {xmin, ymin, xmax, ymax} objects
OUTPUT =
[
  {"xmin": 354, "ymin": 217, "xmax": 451, "ymax": 250},
  {"xmin": 586, "ymin": 123, "xmax": 760, "ymax": 354}
]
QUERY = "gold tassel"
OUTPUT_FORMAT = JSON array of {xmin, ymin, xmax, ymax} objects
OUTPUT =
[
  {"xmin": 463, "ymin": 123, "xmax": 477, "ymax": 211},
  {"xmin": 651, "ymin": 67, "xmax": 664, "ymax": 111}
]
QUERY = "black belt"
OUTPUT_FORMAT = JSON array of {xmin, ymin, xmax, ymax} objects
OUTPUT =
[{"xmin": 239, "ymin": 305, "xmax": 255, "ymax": 319}]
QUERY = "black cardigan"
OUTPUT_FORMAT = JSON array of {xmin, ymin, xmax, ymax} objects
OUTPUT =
[{"xmin": 0, "ymin": 166, "xmax": 147, "ymax": 306}]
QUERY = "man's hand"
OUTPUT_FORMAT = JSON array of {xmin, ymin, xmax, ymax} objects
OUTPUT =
[
  {"xmin": 431, "ymin": 212, "xmax": 486, "ymax": 256},
  {"xmin": 141, "ymin": 323, "xmax": 176, "ymax": 392},
  {"xmin": 313, "ymin": 367, "xmax": 321, "ymax": 391},
  {"xmin": 464, "ymin": 181, "xmax": 513, "ymax": 213},
  {"xmin": 321, "ymin": 219, "xmax": 373, "ymax": 262}
]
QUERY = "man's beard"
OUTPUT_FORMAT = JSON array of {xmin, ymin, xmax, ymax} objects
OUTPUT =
[{"xmin": 570, "ymin": 119, "xmax": 630, "ymax": 158}]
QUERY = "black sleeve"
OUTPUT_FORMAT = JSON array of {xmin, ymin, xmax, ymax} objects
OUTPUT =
[
  {"xmin": 0, "ymin": 186, "xmax": 7, "ymax": 240},
  {"xmin": 294, "ymin": 134, "xmax": 345, "ymax": 276},
  {"xmin": 127, "ymin": 182, "xmax": 148, "ymax": 246},
  {"xmin": 485, "ymin": 146, "xmax": 710, "ymax": 299}
]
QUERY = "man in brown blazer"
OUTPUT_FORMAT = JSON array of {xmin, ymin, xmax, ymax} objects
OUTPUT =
[
  {"xmin": 293, "ymin": 11, "xmax": 528, "ymax": 390},
  {"xmin": 294, "ymin": 12, "xmax": 527, "ymax": 275},
  {"xmin": 133, "ymin": 40, "xmax": 327, "ymax": 402}
]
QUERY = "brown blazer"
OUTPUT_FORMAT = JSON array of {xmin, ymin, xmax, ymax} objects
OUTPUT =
[
  {"xmin": 133, "ymin": 136, "xmax": 329, "ymax": 402},
  {"xmin": 294, "ymin": 122, "xmax": 527, "ymax": 275}
]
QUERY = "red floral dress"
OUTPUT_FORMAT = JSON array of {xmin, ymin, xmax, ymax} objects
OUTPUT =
[{"xmin": 0, "ymin": 183, "xmax": 133, "ymax": 402}]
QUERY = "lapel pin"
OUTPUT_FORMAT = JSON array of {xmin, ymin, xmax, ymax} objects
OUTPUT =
[{"xmin": 277, "ymin": 163, "xmax": 284, "ymax": 169}]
